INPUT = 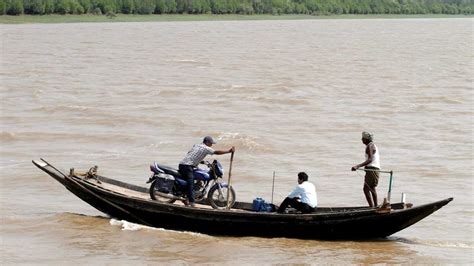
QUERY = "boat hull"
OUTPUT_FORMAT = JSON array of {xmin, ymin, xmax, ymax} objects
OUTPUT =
[{"xmin": 33, "ymin": 159, "xmax": 453, "ymax": 239}]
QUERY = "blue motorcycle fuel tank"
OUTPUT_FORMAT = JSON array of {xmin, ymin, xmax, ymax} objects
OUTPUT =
[{"xmin": 193, "ymin": 169, "xmax": 211, "ymax": 181}]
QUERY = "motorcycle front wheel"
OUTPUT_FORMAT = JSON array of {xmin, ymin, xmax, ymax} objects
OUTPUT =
[
  {"xmin": 207, "ymin": 184, "xmax": 236, "ymax": 209},
  {"xmin": 149, "ymin": 180, "xmax": 176, "ymax": 204}
]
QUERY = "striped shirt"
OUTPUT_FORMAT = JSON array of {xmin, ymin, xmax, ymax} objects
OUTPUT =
[{"xmin": 179, "ymin": 144, "xmax": 215, "ymax": 166}]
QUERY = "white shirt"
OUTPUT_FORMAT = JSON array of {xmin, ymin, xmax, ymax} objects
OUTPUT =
[
  {"xmin": 287, "ymin": 181, "xmax": 318, "ymax": 208},
  {"xmin": 179, "ymin": 144, "xmax": 215, "ymax": 167}
]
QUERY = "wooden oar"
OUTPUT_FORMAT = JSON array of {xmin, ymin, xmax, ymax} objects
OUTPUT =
[{"xmin": 226, "ymin": 151, "xmax": 234, "ymax": 210}]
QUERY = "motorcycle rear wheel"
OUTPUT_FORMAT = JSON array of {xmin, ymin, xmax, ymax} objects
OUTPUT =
[
  {"xmin": 207, "ymin": 184, "xmax": 236, "ymax": 209},
  {"xmin": 149, "ymin": 180, "xmax": 176, "ymax": 204}
]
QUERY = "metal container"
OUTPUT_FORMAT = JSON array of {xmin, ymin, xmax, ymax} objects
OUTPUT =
[{"xmin": 401, "ymin": 193, "xmax": 406, "ymax": 203}]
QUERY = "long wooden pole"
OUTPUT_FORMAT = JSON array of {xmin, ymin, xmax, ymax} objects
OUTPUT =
[
  {"xmin": 226, "ymin": 151, "xmax": 234, "ymax": 210},
  {"xmin": 356, "ymin": 168, "xmax": 392, "ymax": 174}
]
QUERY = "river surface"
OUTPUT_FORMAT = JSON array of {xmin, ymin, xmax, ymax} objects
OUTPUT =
[{"xmin": 1, "ymin": 18, "xmax": 473, "ymax": 264}]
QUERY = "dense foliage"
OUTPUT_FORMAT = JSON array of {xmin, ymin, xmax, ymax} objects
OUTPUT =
[{"xmin": 0, "ymin": 0, "xmax": 472, "ymax": 16}]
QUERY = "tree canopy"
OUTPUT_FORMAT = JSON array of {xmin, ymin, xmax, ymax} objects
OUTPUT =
[{"xmin": 1, "ymin": 0, "xmax": 472, "ymax": 16}]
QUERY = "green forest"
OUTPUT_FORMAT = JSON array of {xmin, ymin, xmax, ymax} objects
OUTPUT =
[{"xmin": 1, "ymin": 0, "xmax": 472, "ymax": 16}]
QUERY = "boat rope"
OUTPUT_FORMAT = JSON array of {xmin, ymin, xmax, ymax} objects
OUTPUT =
[{"xmin": 84, "ymin": 166, "xmax": 101, "ymax": 184}]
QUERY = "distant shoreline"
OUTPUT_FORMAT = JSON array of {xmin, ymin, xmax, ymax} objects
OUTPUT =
[{"xmin": 1, "ymin": 14, "xmax": 471, "ymax": 24}]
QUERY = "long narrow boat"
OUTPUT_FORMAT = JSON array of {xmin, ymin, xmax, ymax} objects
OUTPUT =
[{"xmin": 33, "ymin": 159, "xmax": 452, "ymax": 240}]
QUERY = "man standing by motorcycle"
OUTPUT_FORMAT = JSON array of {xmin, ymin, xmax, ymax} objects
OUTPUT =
[{"xmin": 179, "ymin": 136, "xmax": 235, "ymax": 207}]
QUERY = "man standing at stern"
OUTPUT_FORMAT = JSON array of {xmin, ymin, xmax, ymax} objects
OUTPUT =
[
  {"xmin": 352, "ymin": 131, "xmax": 381, "ymax": 207},
  {"xmin": 179, "ymin": 136, "xmax": 235, "ymax": 207}
]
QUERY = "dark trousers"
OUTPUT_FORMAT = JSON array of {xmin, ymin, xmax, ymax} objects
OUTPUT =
[
  {"xmin": 178, "ymin": 164, "xmax": 195, "ymax": 203},
  {"xmin": 277, "ymin": 197, "xmax": 315, "ymax": 213}
]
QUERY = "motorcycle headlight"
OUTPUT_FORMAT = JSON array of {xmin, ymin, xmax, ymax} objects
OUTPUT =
[{"xmin": 213, "ymin": 160, "xmax": 224, "ymax": 177}]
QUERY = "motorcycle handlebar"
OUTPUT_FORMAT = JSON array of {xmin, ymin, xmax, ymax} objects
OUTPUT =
[{"xmin": 200, "ymin": 161, "xmax": 211, "ymax": 166}]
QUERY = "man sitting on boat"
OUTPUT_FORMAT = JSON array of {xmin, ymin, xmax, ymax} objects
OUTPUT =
[
  {"xmin": 277, "ymin": 172, "xmax": 317, "ymax": 214},
  {"xmin": 179, "ymin": 136, "xmax": 235, "ymax": 207}
]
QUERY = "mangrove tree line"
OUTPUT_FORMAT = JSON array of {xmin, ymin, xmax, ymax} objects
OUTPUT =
[{"xmin": 1, "ymin": 0, "xmax": 472, "ymax": 16}]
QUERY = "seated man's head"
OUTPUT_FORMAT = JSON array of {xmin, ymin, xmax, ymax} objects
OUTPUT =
[{"xmin": 298, "ymin": 172, "xmax": 308, "ymax": 184}]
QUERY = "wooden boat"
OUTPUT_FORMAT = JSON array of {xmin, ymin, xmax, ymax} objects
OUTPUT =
[{"xmin": 32, "ymin": 159, "xmax": 453, "ymax": 240}]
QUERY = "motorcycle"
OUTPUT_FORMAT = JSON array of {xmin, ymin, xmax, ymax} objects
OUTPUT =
[{"xmin": 147, "ymin": 160, "xmax": 236, "ymax": 209}]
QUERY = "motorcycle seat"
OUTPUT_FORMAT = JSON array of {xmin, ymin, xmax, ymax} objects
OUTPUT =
[{"xmin": 154, "ymin": 163, "xmax": 182, "ymax": 178}]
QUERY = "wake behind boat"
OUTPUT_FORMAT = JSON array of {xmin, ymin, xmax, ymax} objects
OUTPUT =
[{"xmin": 32, "ymin": 159, "xmax": 453, "ymax": 240}]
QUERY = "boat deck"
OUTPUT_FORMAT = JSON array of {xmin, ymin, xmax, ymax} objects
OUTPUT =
[
  {"xmin": 81, "ymin": 176, "xmax": 226, "ymax": 210},
  {"xmin": 79, "ymin": 176, "xmax": 390, "ymax": 214}
]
